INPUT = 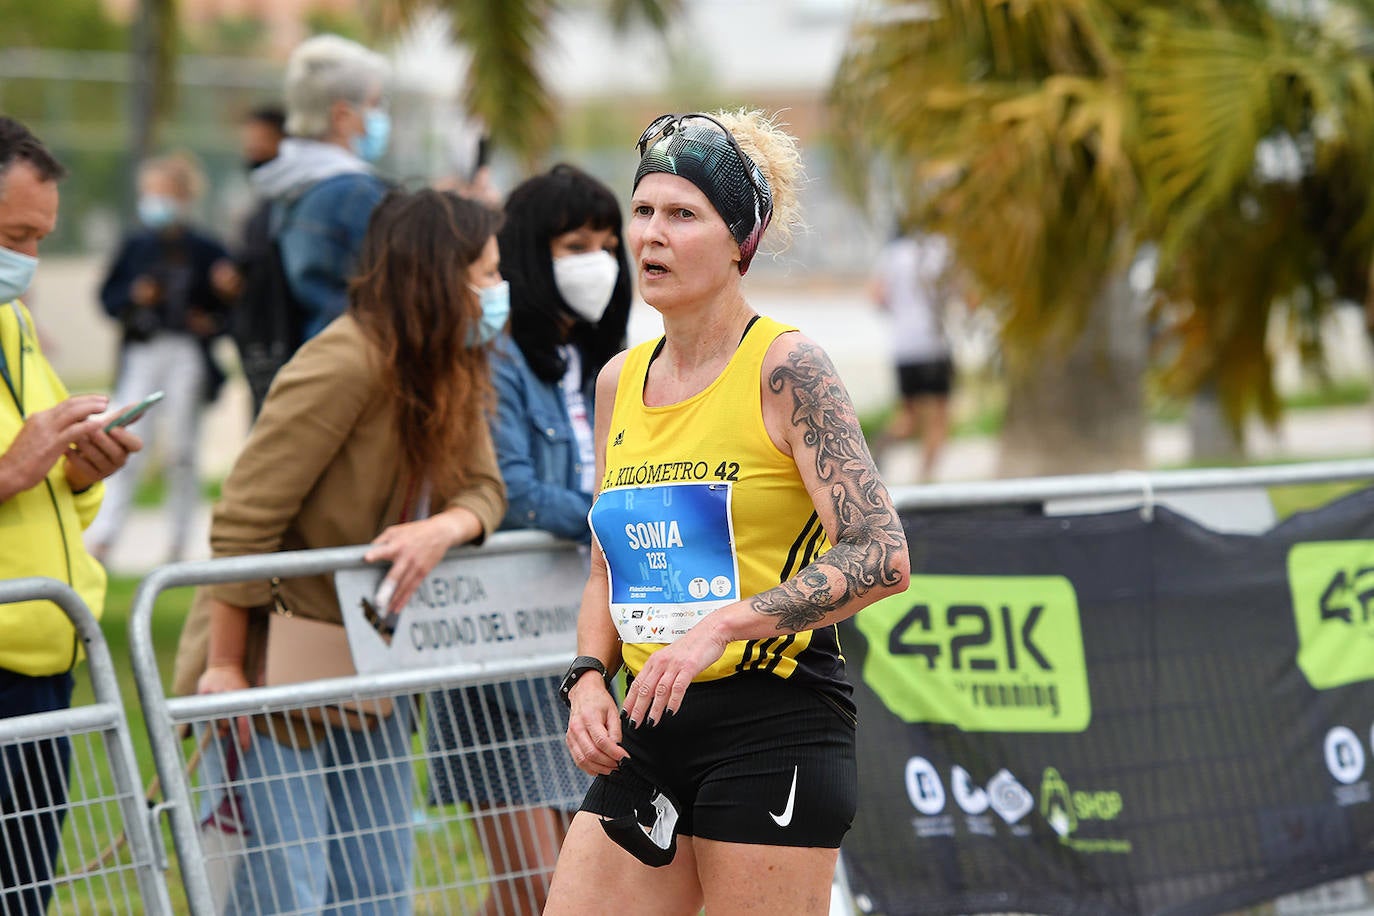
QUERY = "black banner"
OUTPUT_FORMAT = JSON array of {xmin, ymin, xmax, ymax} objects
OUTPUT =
[{"xmin": 841, "ymin": 488, "xmax": 1374, "ymax": 915}]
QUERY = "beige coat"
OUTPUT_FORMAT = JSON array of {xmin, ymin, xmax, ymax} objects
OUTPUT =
[{"xmin": 173, "ymin": 314, "xmax": 506, "ymax": 698}]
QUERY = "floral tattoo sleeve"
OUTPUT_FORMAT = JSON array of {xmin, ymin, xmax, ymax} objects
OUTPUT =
[{"xmin": 751, "ymin": 341, "xmax": 907, "ymax": 631}]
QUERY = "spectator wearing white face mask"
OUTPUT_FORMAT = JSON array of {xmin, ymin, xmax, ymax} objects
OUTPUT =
[{"xmin": 488, "ymin": 163, "xmax": 633, "ymax": 543}]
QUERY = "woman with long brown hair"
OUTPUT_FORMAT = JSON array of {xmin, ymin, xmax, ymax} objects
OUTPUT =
[{"xmin": 176, "ymin": 188, "xmax": 508, "ymax": 914}]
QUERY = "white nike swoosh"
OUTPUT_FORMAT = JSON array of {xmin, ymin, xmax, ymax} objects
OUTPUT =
[{"xmin": 770, "ymin": 766, "xmax": 799, "ymax": 827}]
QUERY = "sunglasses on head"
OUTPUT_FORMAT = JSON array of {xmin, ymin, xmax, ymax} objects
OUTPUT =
[{"xmin": 635, "ymin": 112, "xmax": 766, "ymax": 205}]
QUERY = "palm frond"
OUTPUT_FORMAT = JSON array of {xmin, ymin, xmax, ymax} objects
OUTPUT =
[
  {"xmin": 388, "ymin": 0, "xmax": 556, "ymax": 161},
  {"xmin": 385, "ymin": 0, "xmax": 680, "ymax": 162},
  {"xmin": 834, "ymin": 0, "xmax": 1374, "ymax": 427},
  {"xmin": 605, "ymin": 0, "xmax": 683, "ymax": 32},
  {"xmin": 832, "ymin": 0, "xmax": 1140, "ymax": 361}
]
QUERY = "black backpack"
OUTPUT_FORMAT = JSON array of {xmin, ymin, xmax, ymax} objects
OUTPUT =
[{"xmin": 229, "ymin": 198, "xmax": 303, "ymax": 417}]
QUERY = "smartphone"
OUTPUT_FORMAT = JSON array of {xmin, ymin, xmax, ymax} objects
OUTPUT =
[
  {"xmin": 103, "ymin": 390, "xmax": 164, "ymax": 432},
  {"xmin": 471, "ymin": 135, "xmax": 490, "ymax": 182}
]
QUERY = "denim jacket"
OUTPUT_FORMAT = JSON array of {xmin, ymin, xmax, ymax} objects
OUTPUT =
[
  {"xmin": 251, "ymin": 139, "xmax": 388, "ymax": 341},
  {"xmin": 490, "ymin": 334, "xmax": 595, "ymax": 542},
  {"xmin": 277, "ymin": 173, "xmax": 388, "ymax": 340}
]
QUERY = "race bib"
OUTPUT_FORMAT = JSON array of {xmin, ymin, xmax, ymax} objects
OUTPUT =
[{"xmin": 590, "ymin": 482, "xmax": 740, "ymax": 644}]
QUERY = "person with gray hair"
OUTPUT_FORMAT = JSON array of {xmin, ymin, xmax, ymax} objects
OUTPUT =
[{"xmin": 242, "ymin": 33, "xmax": 392, "ymax": 396}]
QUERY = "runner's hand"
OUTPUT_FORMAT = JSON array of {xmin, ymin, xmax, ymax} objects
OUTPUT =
[
  {"xmin": 622, "ymin": 618, "xmax": 729, "ymax": 728},
  {"xmin": 566, "ymin": 673, "xmax": 628, "ymax": 776}
]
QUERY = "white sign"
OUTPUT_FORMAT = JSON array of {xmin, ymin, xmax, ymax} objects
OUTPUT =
[
  {"xmin": 1274, "ymin": 876, "xmax": 1371, "ymax": 916},
  {"xmin": 334, "ymin": 547, "xmax": 587, "ymax": 674}
]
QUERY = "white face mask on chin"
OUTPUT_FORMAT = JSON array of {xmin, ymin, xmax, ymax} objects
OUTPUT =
[{"xmin": 553, "ymin": 249, "xmax": 619, "ymax": 323}]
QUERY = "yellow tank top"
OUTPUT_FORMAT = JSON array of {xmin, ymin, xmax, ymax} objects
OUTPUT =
[{"xmin": 590, "ymin": 316, "xmax": 850, "ymax": 703}]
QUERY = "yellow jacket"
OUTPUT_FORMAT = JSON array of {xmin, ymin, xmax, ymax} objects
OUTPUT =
[{"xmin": 0, "ymin": 299, "xmax": 106, "ymax": 677}]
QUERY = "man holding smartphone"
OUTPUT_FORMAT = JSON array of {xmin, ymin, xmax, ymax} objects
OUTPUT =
[{"xmin": 0, "ymin": 116, "xmax": 143, "ymax": 913}]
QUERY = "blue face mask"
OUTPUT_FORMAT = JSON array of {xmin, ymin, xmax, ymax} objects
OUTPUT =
[
  {"xmin": 0, "ymin": 245, "xmax": 38, "ymax": 303},
  {"xmin": 468, "ymin": 280, "xmax": 509, "ymax": 347},
  {"xmin": 351, "ymin": 108, "xmax": 391, "ymax": 164},
  {"xmin": 138, "ymin": 194, "xmax": 181, "ymax": 230}
]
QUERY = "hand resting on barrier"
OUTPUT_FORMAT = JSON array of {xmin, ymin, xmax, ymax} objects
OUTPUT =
[
  {"xmin": 362, "ymin": 505, "xmax": 486, "ymax": 614},
  {"xmin": 196, "ymin": 596, "xmax": 255, "ymax": 751}
]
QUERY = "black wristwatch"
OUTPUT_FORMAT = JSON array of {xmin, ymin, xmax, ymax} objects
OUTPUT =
[{"xmin": 559, "ymin": 655, "xmax": 611, "ymax": 707}]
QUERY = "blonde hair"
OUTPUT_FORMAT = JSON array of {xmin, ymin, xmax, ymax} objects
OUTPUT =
[
  {"xmin": 138, "ymin": 151, "xmax": 206, "ymax": 202},
  {"xmin": 712, "ymin": 108, "xmax": 805, "ymax": 251}
]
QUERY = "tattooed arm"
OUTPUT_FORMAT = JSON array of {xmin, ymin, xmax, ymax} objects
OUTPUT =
[
  {"xmin": 621, "ymin": 332, "xmax": 909, "ymax": 726},
  {"xmin": 752, "ymin": 333, "xmax": 910, "ymax": 629}
]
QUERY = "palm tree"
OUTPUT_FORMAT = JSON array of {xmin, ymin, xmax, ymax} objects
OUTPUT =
[
  {"xmin": 131, "ymin": 0, "xmax": 681, "ymax": 167},
  {"xmin": 399, "ymin": 0, "xmax": 682, "ymax": 159},
  {"xmin": 831, "ymin": 1, "xmax": 1374, "ymax": 475}
]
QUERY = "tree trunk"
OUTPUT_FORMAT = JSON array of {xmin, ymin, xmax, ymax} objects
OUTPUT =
[
  {"xmin": 996, "ymin": 271, "xmax": 1148, "ymax": 477},
  {"xmin": 127, "ymin": 0, "xmax": 161, "ymax": 217},
  {"xmin": 1187, "ymin": 380, "xmax": 1246, "ymax": 465}
]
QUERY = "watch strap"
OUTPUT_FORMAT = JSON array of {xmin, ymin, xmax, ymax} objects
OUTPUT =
[{"xmin": 560, "ymin": 655, "xmax": 611, "ymax": 707}]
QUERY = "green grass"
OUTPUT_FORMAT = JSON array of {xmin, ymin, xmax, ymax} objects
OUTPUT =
[
  {"xmin": 132, "ymin": 477, "xmax": 223, "ymax": 510},
  {"xmin": 860, "ymin": 374, "xmax": 1373, "ymax": 445},
  {"xmin": 1269, "ymin": 479, "xmax": 1373, "ymax": 520},
  {"xmin": 1150, "ymin": 379, "xmax": 1374, "ymax": 425},
  {"xmin": 1281, "ymin": 377, "xmax": 1374, "ymax": 411}
]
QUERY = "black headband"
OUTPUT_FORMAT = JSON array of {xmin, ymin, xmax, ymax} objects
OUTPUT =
[{"xmin": 633, "ymin": 114, "xmax": 773, "ymax": 274}]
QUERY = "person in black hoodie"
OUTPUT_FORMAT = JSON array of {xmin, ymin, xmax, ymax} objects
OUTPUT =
[{"xmin": 86, "ymin": 151, "xmax": 232, "ymax": 564}]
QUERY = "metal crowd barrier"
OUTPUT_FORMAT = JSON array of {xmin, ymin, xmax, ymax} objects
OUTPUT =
[
  {"xmin": 128, "ymin": 534, "xmax": 589, "ymax": 916},
  {"xmin": 117, "ymin": 459, "xmax": 1374, "ymax": 914},
  {"xmin": 881, "ymin": 457, "xmax": 1374, "ymax": 916},
  {"xmin": 889, "ymin": 457, "xmax": 1374, "ymax": 512},
  {"xmin": 0, "ymin": 577, "xmax": 173, "ymax": 916}
]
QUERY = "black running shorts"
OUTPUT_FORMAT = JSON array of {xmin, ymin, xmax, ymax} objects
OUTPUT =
[
  {"xmin": 580, "ymin": 672, "xmax": 857, "ymax": 848},
  {"xmin": 896, "ymin": 357, "xmax": 954, "ymax": 397}
]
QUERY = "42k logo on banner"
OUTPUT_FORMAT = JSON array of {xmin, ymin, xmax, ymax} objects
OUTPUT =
[
  {"xmin": 856, "ymin": 575, "xmax": 1091, "ymax": 732},
  {"xmin": 1289, "ymin": 540, "xmax": 1374, "ymax": 689}
]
